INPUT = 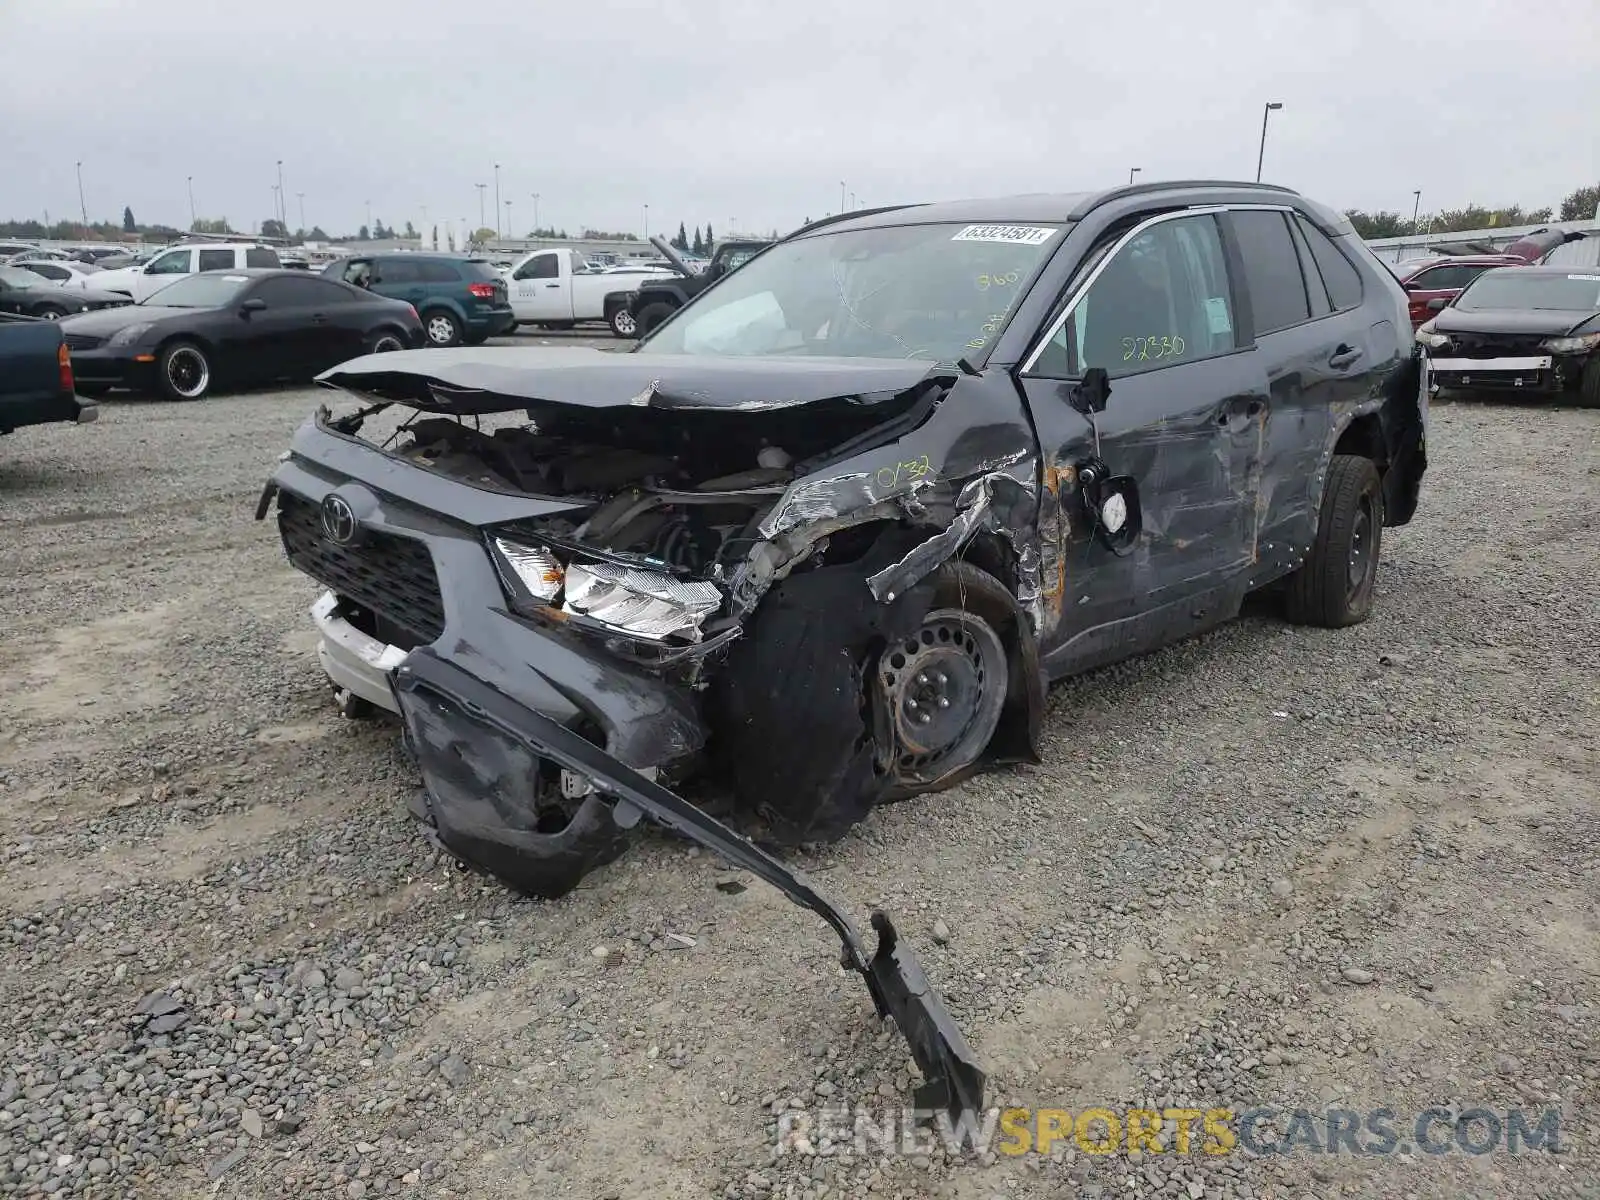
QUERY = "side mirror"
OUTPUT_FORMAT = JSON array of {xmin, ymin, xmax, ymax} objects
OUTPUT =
[
  {"xmin": 1069, "ymin": 366, "xmax": 1111, "ymax": 416},
  {"xmin": 240, "ymin": 297, "xmax": 267, "ymax": 314},
  {"xmin": 1426, "ymin": 298, "xmax": 1447, "ymax": 312}
]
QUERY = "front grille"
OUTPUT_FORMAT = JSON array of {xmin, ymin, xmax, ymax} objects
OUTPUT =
[
  {"xmin": 277, "ymin": 491, "xmax": 445, "ymax": 647},
  {"xmin": 1450, "ymin": 333, "xmax": 1549, "ymax": 359},
  {"xmin": 86, "ymin": 299, "xmax": 132, "ymax": 311},
  {"xmin": 64, "ymin": 333, "xmax": 103, "ymax": 351}
]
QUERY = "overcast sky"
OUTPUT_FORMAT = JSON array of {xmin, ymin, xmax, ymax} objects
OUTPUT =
[{"xmin": 4, "ymin": 0, "xmax": 1596, "ymax": 240}]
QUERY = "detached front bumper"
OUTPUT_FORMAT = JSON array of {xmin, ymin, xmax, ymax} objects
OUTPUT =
[{"xmin": 393, "ymin": 647, "xmax": 986, "ymax": 1125}]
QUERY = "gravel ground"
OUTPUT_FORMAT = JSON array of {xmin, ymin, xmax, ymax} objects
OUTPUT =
[{"xmin": 1, "ymin": 367, "xmax": 1597, "ymax": 1200}]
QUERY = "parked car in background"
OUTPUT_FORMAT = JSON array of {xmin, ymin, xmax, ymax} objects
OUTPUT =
[
  {"xmin": 91, "ymin": 242, "xmax": 283, "ymax": 302},
  {"xmin": 60, "ymin": 269, "xmax": 423, "ymax": 401},
  {"xmin": 1395, "ymin": 255, "xmax": 1529, "ymax": 327},
  {"xmin": 323, "ymin": 253, "xmax": 514, "ymax": 347},
  {"xmin": 0, "ymin": 266, "xmax": 133, "ymax": 319},
  {"xmin": 1416, "ymin": 266, "xmax": 1600, "ymax": 405},
  {"xmin": 0, "ymin": 242, "xmax": 41, "ymax": 260},
  {"xmin": 0, "ymin": 314, "xmax": 99, "ymax": 436},
  {"xmin": 5, "ymin": 247, "xmax": 73, "ymax": 264},
  {"xmin": 614, "ymin": 234, "xmax": 772, "ymax": 336},
  {"xmin": 73, "ymin": 246, "xmax": 132, "ymax": 264},
  {"xmin": 501, "ymin": 246, "xmax": 641, "ymax": 335},
  {"xmin": 12, "ymin": 260, "xmax": 103, "ymax": 289}
]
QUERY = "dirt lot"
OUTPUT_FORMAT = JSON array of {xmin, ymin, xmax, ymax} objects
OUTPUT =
[{"xmin": 1, "ymin": 370, "xmax": 1596, "ymax": 1200}]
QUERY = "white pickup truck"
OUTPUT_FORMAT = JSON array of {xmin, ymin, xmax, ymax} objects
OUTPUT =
[
  {"xmin": 89, "ymin": 242, "xmax": 282, "ymax": 302},
  {"xmin": 502, "ymin": 247, "xmax": 666, "ymax": 336}
]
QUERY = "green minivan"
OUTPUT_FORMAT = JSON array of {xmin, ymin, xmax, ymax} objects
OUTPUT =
[{"xmin": 323, "ymin": 254, "xmax": 514, "ymax": 347}]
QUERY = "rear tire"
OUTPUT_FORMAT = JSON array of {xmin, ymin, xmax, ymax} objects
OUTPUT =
[
  {"xmin": 1578, "ymin": 360, "xmax": 1600, "ymax": 409},
  {"xmin": 421, "ymin": 310, "xmax": 461, "ymax": 347},
  {"xmin": 1283, "ymin": 454, "xmax": 1384, "ymax": 628},
  {"xmin": 635, "ymin": 301, "xmax": 675, "ymax": 338},
  {"xmin": 156, "ymin": 341, "xmax": 212, "ymax": 402},
  {"xmin": 609, "ymin": 307, "xmax": 638, "ymax": 338},
  {"xmin": 36, "ymin": 305, "xmax": 67, "ymax": 320},
  {"xmin": 365, "ymin": 328, "xmax": 407, "ymax": 355}
]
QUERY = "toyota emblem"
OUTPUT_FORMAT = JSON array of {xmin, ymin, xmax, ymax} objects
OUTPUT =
[{"xmin": 319, "ymin": 494, "xmax": 358, "ymax": 545}]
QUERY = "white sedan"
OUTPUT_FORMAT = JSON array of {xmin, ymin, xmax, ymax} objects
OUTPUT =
[{"xmin": 11, "ymin": 260, "xmax": 103, "ymax": 289}]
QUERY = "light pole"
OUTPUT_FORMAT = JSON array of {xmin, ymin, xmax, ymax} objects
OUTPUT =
[
  {"xmin": 840, "ymin": 180, "xmax": 846, "ymax": 213},
  {"xmin": 187, "ymin": 176, "xmax": 196, "ymax": 229},
  {"xmin": 531, "ymin": 193, "xmax": 540, "ymax": 232},
  {"xmin": 475, "ymin": 184, "xmax": 486, "ymax": 232},
  {"xmin": 297, "ymin": 193, "xmax": 306, "ymax": 234},
  {"xmin": 1255, "ymin": 101, "xmax": 1283, "ymax": 183},
  {"xmin": 493, "ymin": 164, "xmax": 501, "ymax": 237},
  {"xmin": 1411, "ymin": 190, "xmax": 1422, "ymax": 236},
  {"xmin": 365, "ymin": 199, "xmax": 372, "ymax": 235},
  {"xmin": 276, "ymin": 160, "xmax": 285, "ymax": 228},
  {"xmin": 75, "ymin": 161, "xmax": 87, "ymax": 227},
  {"xmin": 505, "ymin": 199, "xmax": 513, "ymax": 237},
  {"xmin": 270, "ymin": 185, "xmax": 280, "ymax": 234},
  {"xmin": 643, "ymin": 204, "xmax": 649, "ymax": 239},
  {"xmin": 1129, "ymin": 167, "xmax": 1141, "ymax": 185}
]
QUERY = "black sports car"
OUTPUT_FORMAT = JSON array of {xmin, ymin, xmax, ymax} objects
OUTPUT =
[
  {"xmin": 57, "ymin": 269, "xmax": 426, "ymax": 401},
  {"xmin": 0, "ymin": 266, "xmax": 132, "ymax": 321},
  {"xmin": 1417, "ymin": 266, "xmax": 1600, "ymax": 406}
]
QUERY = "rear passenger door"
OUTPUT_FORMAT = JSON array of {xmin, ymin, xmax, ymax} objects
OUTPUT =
[
  {"xmin": 196, "ymin": 248, "xmax": 235, "ymax": 274},
  {"xmin": 370, "ymin": 258, "xmax": 425, "ymax": 306},
  {"xmin": 1221, "ymin": 208, "xmax": 1385, "ymax": 568}
]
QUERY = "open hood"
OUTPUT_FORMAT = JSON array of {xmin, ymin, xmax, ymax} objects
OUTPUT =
[{"xmin": 317, "ymin": 347, "xmax": 950, "ymax": 415}]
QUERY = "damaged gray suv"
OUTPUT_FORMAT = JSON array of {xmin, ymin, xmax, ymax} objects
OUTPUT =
[{"xmin": 258, "ymin": 181, "xmax": 1428, "ymax": 1119}]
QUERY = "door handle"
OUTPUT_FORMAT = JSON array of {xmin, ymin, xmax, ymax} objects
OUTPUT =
[
  {"xmin": 1328, "ymin": 344, "xmax": 1363, "ymax": 369},
  {"xmin": 543, "ymin": 283, "xmax": 560, "ymax": 289},
  {"xmin": 310, "ymin": 313, "xmax": 328, "ymax": 323}
]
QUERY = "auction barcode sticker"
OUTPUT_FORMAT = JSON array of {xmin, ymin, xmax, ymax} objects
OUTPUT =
[{"xmin": 951, "ymin": 225, "xmax": 1058, "ymax": 245}]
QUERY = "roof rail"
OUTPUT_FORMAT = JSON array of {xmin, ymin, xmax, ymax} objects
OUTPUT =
[
  {"xmin": 786, "ymin": 204, "xmax": 923, "ymax": 240},
  {"xmin": 175, "ymin": 231, "xmax": 285, "ymax": 246},
  {"xmin": 1069, "ymin": 179, "xmax": 1300, "ymax": 220}
]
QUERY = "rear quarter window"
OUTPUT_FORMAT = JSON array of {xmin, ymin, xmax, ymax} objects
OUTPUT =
[
  {"xmin": 458, "ymin": 260, "xmax": 502, "ymax": 281},
  {"xmin": 245, "ymin": 248, "xmax": 280, "ymax": 268},
  {"xmin": 197, "ymin": 249, "xmax": 234, "ymax": 271},
  {"xmin": 1295, "ymin": 217, "xmax": 1364, "ymax": 311}
]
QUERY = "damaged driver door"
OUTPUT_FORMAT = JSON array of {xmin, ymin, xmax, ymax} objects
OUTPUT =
[{"xmin": 1017, "ymin": 210, "xmax": 1270, "ymax": 672}]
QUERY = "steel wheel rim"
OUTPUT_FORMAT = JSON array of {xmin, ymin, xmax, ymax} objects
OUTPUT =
[
  {"xmin": 426, "ymin": 316, "xmax": 455, "ymax": 344},
  {"xmin": 1347, "ymin": 496, "xmax": 1374, "ymax": 595},
  {"xmin": 40, "ymin": 309, "xmax": 64, "ymax": 321},
  {"xmin": 614, "ymin": 311, "xmax": 636, "ymax": 335},
  {"xmin": 166, "ymin": 348, "xmax": 209, "ymax": 398},
  {"xmin": 876, "ymin": 608, "xmax": 1009, "ymax": 782}
]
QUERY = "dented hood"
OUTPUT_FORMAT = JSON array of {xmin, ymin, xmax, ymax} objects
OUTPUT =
[{"xmin": 317, "ymin": 347, "xmax": 947, "ymax": 415}]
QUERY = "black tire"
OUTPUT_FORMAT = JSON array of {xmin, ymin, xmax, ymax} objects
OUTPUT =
[
  {"xmin": 634, "ymin": 301, "xmax": 676, "ymax": 338},
  {"xmin": 546, "ymin": 320, "xmax": 576, "ymax": 331},
  {"xmin": 1283, "ymin": 454, "xmax": 1384, "ymax": 628},
  {"xmin": 76, "ymin": 384, "xmax": 111, "ymax": 397},
  {"xmin": 156, "ymin": 341, "xmax": 212, "ymax": 402},
  {"xmin": 35, "ymin": 305, "xmax": 68, "ymax": 321},
  {"xmin": 875, "ymin": 561, "xmax": 1012, "ymax": 791},
  {"xmin": 461, "ymin": 332, "xmax": 489, "ymax": 346},
  {"xmin": 420, "ymin": 309, "xmax": 461, "ymax": 347},
  {"xmin": 365, "ymin": 328, "xmax": 407, "ymax": 355},
  {"xmin": 1577, "ymin": 359, "xmax": 1600, "ymax": 409},
  {"xmin": 608, "ymin": 306, "xmax": 638, "ymax": 338}
]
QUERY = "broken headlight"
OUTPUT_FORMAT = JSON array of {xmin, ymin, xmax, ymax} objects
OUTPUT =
[
  {"xmin": 562, "ymin": 562, "xmax": 721, "ymax": 643},
  {"xmin": 1415, "ymin": 322, "xmax": 1451, "ymax": 350},
  {"xmin": 492, "ymin": 537, "xmax": 565, "ymax": 602},
  {"xmin": 490, "ymin": 535, "xmax": 722, "ymax": 643},
  {"xmin": 1540, "ymin": 331, "xmax": 1600, "ymax": 354}
]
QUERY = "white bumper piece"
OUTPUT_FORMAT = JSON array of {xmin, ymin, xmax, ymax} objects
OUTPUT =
[{"xmin": 311, "ymin": 590, "xmax": 407, "ymax": 715}]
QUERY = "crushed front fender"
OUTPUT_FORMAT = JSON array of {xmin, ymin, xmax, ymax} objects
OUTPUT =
[{"xmin": 391, "ymin": 647, "xmax": 986, "ymax": 1124}]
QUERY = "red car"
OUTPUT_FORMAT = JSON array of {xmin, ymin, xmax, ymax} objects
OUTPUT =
[{"xmin": 1394, "ymin": 230, "xmax": 1591, "ymax": 327}]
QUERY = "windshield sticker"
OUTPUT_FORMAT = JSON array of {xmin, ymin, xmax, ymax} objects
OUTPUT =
[
  {"xmin": 1566, "ymin": 274, "xmax": 1600, "ymax": 281},
  {"xmin": 951, "ymin": 225, "xmax": 1057, "ymax": 246},
  {"xmin": 1205, "ymin": 296, "xmax": 1233, "ymax": 335}
]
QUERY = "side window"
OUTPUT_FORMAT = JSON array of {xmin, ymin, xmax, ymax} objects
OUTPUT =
[
  {"xmin": 1287, "ymin": 219, "xmax": 1331, "ymax": 318},
  {"xmin": 146, "ymin": 249, "xmax": 192, "ymax": 275},
  {"xmin": 520, "ymin": 253, "xmax": 560, "ymax": 280},
  {"xmin": 1228, "ymin": 210, "xmax": 1311, "ymax": 334},
  {"xmin": 197, "ymin": 249, "xmax": 234, "ymax": 272},
  {"xmin": 373, "ymin": 259, "xmax": 419, "ymax": 285},
  {"xmin": 1295, "ymin": 217, "xmax": 1363, "ymax": 310},
  {"xmin": 1030, "ymin": 214, "xmax": 1236, "ymax": 379},
  {"xmin": 417, "ymin": 261, "xmax": 461, "ymax": 283},
  {"xmin": 1410, "ymin": 265, "xmax": 1465, "ymax": 290},
  {"xmin": 245, "ymin": 248, "xmax": 278, "ymax": 268},
  {"xmin": 250, "ymin": 278, "xmax": 321, "ymax": 307}
]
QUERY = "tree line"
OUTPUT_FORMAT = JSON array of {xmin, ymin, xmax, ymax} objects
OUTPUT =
[
  {"xmin": 667, "ymin": 223, "xmax": 718, "ymax": 255},
  {"xmin": 1345, "ymin": 183, "xmax": 1600, "ymax": 240}
]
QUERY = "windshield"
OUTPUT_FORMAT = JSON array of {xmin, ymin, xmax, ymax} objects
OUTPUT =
[
  {"xmin": 1457, "ymin": 271, "xmax": 1600, "ymax": 312},
  {"xmin": 140, "ymin": 273, "xmax": 252, "ymax": 307},
  {"xmin": 643, "ymin": 221, "xmax": 1062, "ymax": 362}
]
